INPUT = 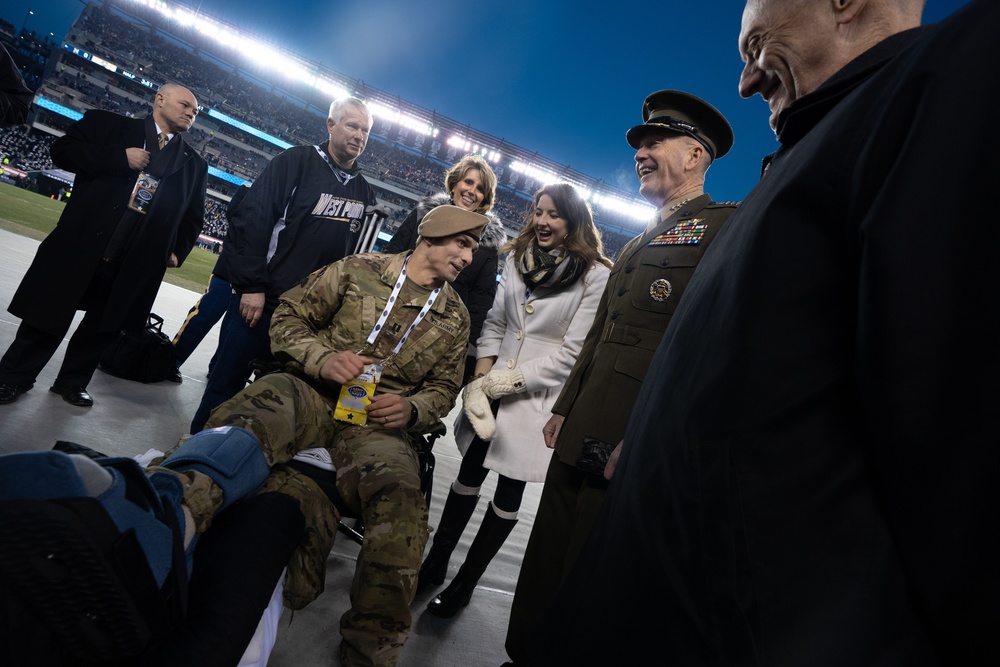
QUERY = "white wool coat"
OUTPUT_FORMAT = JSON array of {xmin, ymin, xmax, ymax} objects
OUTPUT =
[{"xmin": 455, "ymin": 253, "xmax": 610, "ymax": 482}]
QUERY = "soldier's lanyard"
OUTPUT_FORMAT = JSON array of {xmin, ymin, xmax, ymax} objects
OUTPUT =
[
  {"xmin": 336, "ymin": 258, "xmax": 439, "ymax": 425},
  {"xmin": 360, "ymin": 256, "xmax": 440, "ymax": 366}
]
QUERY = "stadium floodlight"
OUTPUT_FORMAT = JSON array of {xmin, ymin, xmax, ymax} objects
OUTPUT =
[
  {"xmin": 367, "ymin": 101, "xmax": 434, "ymax": 136},
  {"xmin": 366, "ymin": 100, "xmax": 399, "ymax": 123},
  {"xmin": 401, "ymin": 115, "xmax": 433, "ymax": 136},
  {"xmin": 214, "ymin": 27, "xmax": 241, "ymax": 50},
  {"xmin": 171, "ymin": 6, "xmax": 199, "ymax": 28},
  {"xmin": 251, "ymin": 44, "xmax": 310, "ymax": 83},
  {"xmin": 509, "ymin": 160, "xmax": 559, "ymax": 187},
  {"xmin": 390, "ymin": 111, "xmax": 433, "ymax": 136},
  {"xmin": 508, "ymin": 161, "xmax": 654, "ymax": 222},
  {"xmin": 591, "ymin": 192, "xmax": 656, "ymax": 222},
  {"xmin": 316, "ymin": 79, "xmax": 350, "ymax": 102},
  {"xmin": 448, "ymin": 137, "xmax": 500, "ymax": 161}
]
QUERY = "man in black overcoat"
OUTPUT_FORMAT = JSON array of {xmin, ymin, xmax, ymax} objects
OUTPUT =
[
  {"xmin": 0, "ymin": 83, "xmax": 207, "ymax": 407},
  {"xmin": 528, "ymin": 0, "xmax": 999, "ymax": 665}
]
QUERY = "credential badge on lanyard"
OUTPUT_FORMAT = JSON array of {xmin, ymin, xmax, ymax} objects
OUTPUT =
[
  {"xmin": 128, "ymin": 172, "xmax": 159, "ymax": 214},
  {"xmin": 333, "ymin": 257, "xmax": 440, "ymax": 425}
]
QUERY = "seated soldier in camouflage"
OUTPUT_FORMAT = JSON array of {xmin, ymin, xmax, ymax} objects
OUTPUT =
[
  {"xmin": 0, "ymin": 205, "xmax": 486, "ymax": 667},
  {"xmin": 199, "ymin": 204, "xmax": 486, "ymax": 666}
]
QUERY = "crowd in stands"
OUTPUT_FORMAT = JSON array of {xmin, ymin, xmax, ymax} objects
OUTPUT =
[
  {"xmin": 362, "ymin": 140, "xmax": 443, "ymax": 194},
  {"xmin": 200, "ymin": 197, "xmax": 229, "ymax": 239},
  {"xmin": 48, "ymin": 71, "xmax": 149, "ymax": 117},
  {"xmin": 203, "ymin": 141, "xmax": 271, "ymax": 180},
  {"xmin": 0, "ymin": 126, "xmax": 58, "ymax": 171}
]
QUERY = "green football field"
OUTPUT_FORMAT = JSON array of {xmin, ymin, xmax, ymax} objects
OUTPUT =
[{"xmin": 0, "ymin": 181, "xmax": 213, "ymax": 293}]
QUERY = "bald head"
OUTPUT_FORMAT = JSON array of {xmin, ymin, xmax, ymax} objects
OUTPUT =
[
  {"xmin": 153, "ymin": 83, "xmax": 199, "ymax": 135},
  {"xmin": 738, "ymin": 0, "xmax": 926, "ymax": 131}
]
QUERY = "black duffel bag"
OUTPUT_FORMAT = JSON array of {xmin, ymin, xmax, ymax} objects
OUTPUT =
[{"xmin": 99, "ymin": 313, "xmax": 175, "ymax": 384}]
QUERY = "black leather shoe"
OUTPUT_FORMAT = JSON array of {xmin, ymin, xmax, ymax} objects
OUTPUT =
[
  {"xmin": 0, "ymin": 382, "xmax": 31, "ymax": 405},
  {"xmin": 49, "ymin": 385, "xmax": 94, "ymax": 407},
  {"xmin": 165, "ymin": 367, "xmax": 182, "ymax": 383}
]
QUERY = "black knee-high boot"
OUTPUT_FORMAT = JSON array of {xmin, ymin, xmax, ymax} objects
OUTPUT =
[
  {"xmin": 416, "ymin": 488, "xmax": 479, "ymax": 595},
  {"xmin": 426, "ymin": 503, "xmax": 517, "ymax": 618}
]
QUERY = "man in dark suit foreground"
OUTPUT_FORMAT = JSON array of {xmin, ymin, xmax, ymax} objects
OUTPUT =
[{"xmin": 0, "ymin": 83, "xmax": 207, "ymax": 407}]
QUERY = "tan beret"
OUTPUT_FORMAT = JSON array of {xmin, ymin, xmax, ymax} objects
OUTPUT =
[{"xmin": 417, "ymin": 205, "xmax": 488, "ymax": 242}]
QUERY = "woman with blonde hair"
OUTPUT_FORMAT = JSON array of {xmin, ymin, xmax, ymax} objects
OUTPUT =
[
  {"xmin": 388, "ymin": 154, "xmax": 507, "ymax": 383},
  {"xmin": 419, "ymin": 182, "xmax": 612, "ymax": 617}
]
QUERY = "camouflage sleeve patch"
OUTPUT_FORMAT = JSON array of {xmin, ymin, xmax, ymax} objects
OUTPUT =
[{"xmin": 270, "ymin": 261, "xmax": 349, "ymax": 379}]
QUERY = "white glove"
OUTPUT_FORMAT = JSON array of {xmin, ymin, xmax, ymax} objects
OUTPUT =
[
  {"xmin": 481, "ymin": 368, "xmax": 526, "ymax": 400},
  {"xmin": 462, "ymin": 376, "xmax": 496, "ymax": 441}
]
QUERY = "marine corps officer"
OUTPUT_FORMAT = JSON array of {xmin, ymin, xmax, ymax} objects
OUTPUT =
[{"xmin": 503, "ymin": 90, "xmax": 738, "ymax": 665}]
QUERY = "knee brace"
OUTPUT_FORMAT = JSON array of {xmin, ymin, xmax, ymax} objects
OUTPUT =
[
  {"xmin": 0, "ymin": 451, "xmax": 188, "ymax": 661},
  {"xmin": 0, "ymin": 450, "xmax": 184, "ymax": 588},
  {"xmin": 160, "ymin": 426, "xmax": 269, "ymax": 513}
]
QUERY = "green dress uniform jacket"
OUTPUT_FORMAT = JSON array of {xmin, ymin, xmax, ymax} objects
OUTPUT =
[{"xmin": 551, "ymin": 194, "xmax": 737, "ymax": 464}]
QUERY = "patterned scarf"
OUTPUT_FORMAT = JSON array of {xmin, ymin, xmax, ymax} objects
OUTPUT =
[{"xmin": 517, "ymin": 241, "xmax": 586, "ymax": 291}]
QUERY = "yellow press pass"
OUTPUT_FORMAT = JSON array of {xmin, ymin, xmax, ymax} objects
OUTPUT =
[{"xmin": 334, "ymin": 364, "xmax": 383, "ymax": 425}]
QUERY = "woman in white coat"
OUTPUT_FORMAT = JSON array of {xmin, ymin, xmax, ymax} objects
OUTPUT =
[{"xmin": 420, "ymin": 183, "xmax": 612, "ymax": 617}]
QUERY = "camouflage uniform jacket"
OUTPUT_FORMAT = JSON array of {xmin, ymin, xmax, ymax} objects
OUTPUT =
[{"xmin": 270, "ymin": 251, "xmax": 471, "ymax": 430}]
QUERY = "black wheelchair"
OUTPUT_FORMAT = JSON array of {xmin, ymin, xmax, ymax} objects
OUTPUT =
[{"xmin": 246, "ymin": 358, "xmax": 443, "ymax": 545}]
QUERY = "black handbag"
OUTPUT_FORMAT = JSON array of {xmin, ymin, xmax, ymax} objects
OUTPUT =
[{"xmin": 99, "ymin": 313, "xmax": 176, "ymax": 384}]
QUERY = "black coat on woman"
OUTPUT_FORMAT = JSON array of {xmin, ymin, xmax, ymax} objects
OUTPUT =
[
  {"xmin": 8, "ymin": 110, "xmax": 207, "ymax": 336},
  {"xmin": 387, "ymin": 192, "xmax": 507, "ymax": 347}
]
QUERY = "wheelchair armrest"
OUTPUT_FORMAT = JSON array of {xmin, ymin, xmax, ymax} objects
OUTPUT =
[
  {"xmin": 247, "ymin": 358, "xmax": 283, "ymax": 381},
  {"xmin": 408, "ymin": 420, "xmax": 446, "ymax": 453}
]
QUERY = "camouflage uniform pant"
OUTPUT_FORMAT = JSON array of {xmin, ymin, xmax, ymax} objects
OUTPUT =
[{"xmin": 202, "ymin": 372, "xmax": 429, "ymax": 667}]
